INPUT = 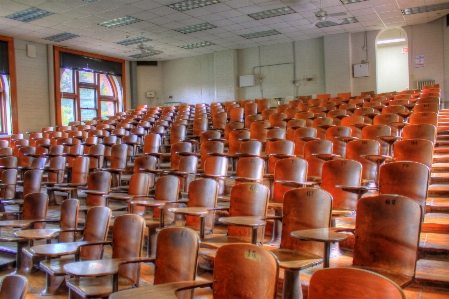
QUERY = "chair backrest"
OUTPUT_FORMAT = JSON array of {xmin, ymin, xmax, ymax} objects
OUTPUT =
[
  {"xmin": 303, "ymin": 139, "xmax": 332, "ymax": 178},
  {"xmin": 200, "ymin": 141, "xmax": 224, "ymax": 169},
  {"xmin": 85, "ymin": 171, "xmax": 112, "ymax": 206},
  {"xmin": 0, "ymin": 169, "xmax": 17, "ymax": 200},
  {"xmin": 128, "ymin": 173, "xmax": 151, "ymax": 197},
  {"xmin": 266, "ymin": 140, "xmax": 294, "ymax": 174},
  {"xmin": 212, "ymin": 244, "xmax": 279, "ymax": 299},
  {"xmin": 81, "ymin": 206, "xmax": 111, "ymax": 260},
  {"xmin": 393, "ymin": 139, "xmax": 433, "ymax": 168},
  {"xmin": 224, "ymin": 122, "xmax": 244, "ymax": 140},
  {"xmin": 281, "ymin": 188, "xmax": 332, "ymax": 256},
  {"xmin": 170, "ymin": 142, "xmax": 192, "ymax": 170},
  {"xmin": 87, "ymin": 144, "xmax": 105, "ymax": 170},
  {"xmin": 353, "ymin": 195, "xmax": 421, "ymax": 281},
  {"xmin": 47, "ymin": 156, "xmax": 66, "ymax": 183},
  {"xmin": 409, "ymin": 112, "xmax": 438, "ymax": 126},
  {"xmin": 361, "ymin": 125, "xmax": 390, "ymax": 155},
  {"xmin": 22, "ymin": 193, "xmax": 48, "ymax": 229},
  {"xmin": 143, "ymin": 133, "xmax": 161, "ymax": 154},
  {"xmin": 59, "ymin": 199, "xmax": 79, "ymax": 242},
  {"xmin": 110, "ymin": 144, "xmax": 128, "ymax": 169},
  {"xmin": 186, "ymin": 178, "xmax": 218, "ymax": 232},
  {"xmin": 235, "ymin": 157, "xmax": 264, "ymax": 183},
  {"xmin": 71, "ymin": 156, "xmax": 89, "ymax": 185},
  {"xmin": 373, "ymin": 113, "xmax": 399, "ymax": 135},
  {"xmin": 169, "ymin": 125, "xmax": 186, "ymax": 145},
  {"xmin": 22, "ymin": 170, "xmax": 43, "ymax": 198},
  {"xmin": 308, "ymin": 268, "xmax": 405, "ymax": 299},
  {"xmin": 0, "ymin": 275, "xmax": 28, "ymax": 299},
  {"xmin": 250, "ymin": 121, "xmax": 268, "ymax": 143},
  {"xmin": 228, "ymin": 129, "xmax": 251, "ymax": 155},
  {"xmin": 112, "ymin": 214, "xmax": 145, "ymax": 283},
  {"xmin": 379, "ymin": 161, "xmax": 429, "ymax": 216},
  {"xmin": 273, "ymin": 158, "xmax": 308, "ymax": 202},
  {"xmin": 312, "ymin": 117, "xmax": 333, "ymax": 139},
  {"xmin": 228, "ymin": 183, "xmax": 269, "ymax": 241},
  {"xmin": 321, "ymin": 159, "xmax": 362, "ymax": 211},
  {"xmin": 325, "ymin": 126, "xmax": 352, "ymax": 158},
  {"xmin": 154, "ymin": 227, "xmax": 199, "ymax": 286},
  {"xmin": 346, "ymin": 139, "xmax": 380, "ymax": 181},
  {"xmin": 414, "ymin": 102, "xmax": 439, "ymax": 113},
  {"xmin": 402, "ymin": 123, "xmax": 436, "ymax": 144},
  {"xmin": 293, "ymin": 127, "xmax": 317, "ymax": 156}
]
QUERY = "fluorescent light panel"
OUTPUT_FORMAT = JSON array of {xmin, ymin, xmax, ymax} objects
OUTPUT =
[
  {"xmin": 117, "ymin": 37, "xmax": 152, "ymax": 46},
  {"xmin": 99, "ymin": 16, "xmax": 142, "ymax": 28},
  {"xmin": 130, "ymin": 51, "xmax": 163, "ymax": 58},
  {"xmin": 402, "ymin": 2, "xmax": 449, "ymax": 15},
  {"xmin": 168, "ymin": 0, "xmax": 220, "ymax": 12},
  {"xmin": 377, "ymin": 38, "xmax": 406, "ymax": 44},
  {"xmin": 315, "ymin": 17, "xmax": 358, "ymax": 28},
  {"xmin": 340, "ymin": 0, "xmax": 368, "ymax": 4},
  {"xmin": 248, "ymin": 7, "xmax": 296, "ymax": 20},
  {"xmin": 180, "ymin": 41, "xmax": 215, "ymax": 49},
  {"xmin": 83, "ymin": 0, "xmax": 98, "ymax": 3},
  {"xmin": 175, "ymin": 23, "xmax": 216, "ymax": 34},
  {"xmin": 240, "ymin": 30, "xmax": 280, "ymax": 39},
  {"xmin": 44, "ymin": 32, "xmax": 80, "ymax": 42},
  {"xmin": 6, "ymin": 8, "xmax": 54, "ymax": 22}
]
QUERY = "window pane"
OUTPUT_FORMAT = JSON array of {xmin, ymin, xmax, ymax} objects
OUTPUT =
[
  {"xmin": 79, "ymin": 71, "xmax": 94, "ymax": 83},
  {"xmin": 80, "ymin": 88, "xmax": 96, "ymax": 108},
  {"xmin": 60, "ymin": 68, "xmax": 73, "ymax": 93},
  {"xmin": 81, "ymin": 109, "xmax": 97, "ymax": 121},
  {"xmin": 61, "ymin": 98, "xmax": 75, "ymax": 126},
  {"xmin": 101, "ymin": 101, "xmax": 115, "ymax": 117},
  {"xmin": 99, "ymin": 74, "xmax": 114, "ymax": 96}
]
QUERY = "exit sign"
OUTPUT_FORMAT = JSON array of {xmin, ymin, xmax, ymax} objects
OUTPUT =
[{"xmin": 402, "ymin": 47, "xmax": 409, "ymax": 53}]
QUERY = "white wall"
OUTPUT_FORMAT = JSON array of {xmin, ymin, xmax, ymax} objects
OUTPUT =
[
  {"xmin": 444, "ymin": 16, "xmax": 449, "ymax": 105},
  {"xmin": 376, "ymin": 43, "xmax": 409, "ymax": 93},
  {"xmin": 160, "ymin": 54, "xmax": 215, "ymax": 105},
  {"xmin": 214, "ymin": 49, "xmax": 238, "ymax": 102},
  {"xmin": 404, "ymin": 18, "xmax": 444, "ymax": 95},
  {"xmin": 14, "ymin": 39, "xmax": 51, "ymax": 133},
  {"xmin": 324, "ymin": 33, "xmax": 352, "ymax": 95},
  {"xmin": 351, "ymin": 30, "xmax": 378, "ymax": 95},
  {"xmin": 136, "ymin": 64, "xmax": 162, "ymax": 107}
]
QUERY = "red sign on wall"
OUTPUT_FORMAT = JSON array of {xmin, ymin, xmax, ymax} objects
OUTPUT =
[{"xmin": 402, "ymin": 47, "xmax": 409, "ymax": 53}]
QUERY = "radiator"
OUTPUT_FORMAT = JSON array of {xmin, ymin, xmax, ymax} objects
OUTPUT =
[{"xmin": 416, "ymin": 80, "xmax": 435, "ymax": 90}]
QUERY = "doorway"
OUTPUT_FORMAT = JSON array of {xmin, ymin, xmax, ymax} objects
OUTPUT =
[{"xmin": 376, "ymin": 28, "xmax": 409, "ymax": 93}]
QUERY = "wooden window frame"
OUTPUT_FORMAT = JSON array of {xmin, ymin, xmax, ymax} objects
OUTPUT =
[
  {"xmin": 0, "ymin": 35, "xmax": 18, "ymax": 134},
  {"xmin": 54, "ymin": 46, "xmax": 126, "ymax": 125}
]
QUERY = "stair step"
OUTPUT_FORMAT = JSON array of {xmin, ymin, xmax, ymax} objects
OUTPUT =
[
  {"xmin": 427, "ymin": 185, "xmax": 449, "ymax": 197},
  {"xmin": 422, "ymin": 213, "xmax": 449, "ymax": 234},
  {"xmin": 415, "ymin": 259, "xmax": 449, "ymax": 287},
  {"xmin": 426, "ymin": 197, "xmax": 449, "ymax": 213},
  {"xmin": 434, "ymin": 147, "xmax": 449, "ymax": 154},
  {"xmin": 431, "ymin": 163, "xmax": 449, "ymax": 172},
  {"xmin": 420, "ymin": 233, "xmax": 449, "ymax": 254},
  {"xmin": 433, "ymin": 154, "xmax": 449, "ymax": 163},
  {"xmin": 430, "ymin": 173, "xmax": 449, "ymax": 184}
]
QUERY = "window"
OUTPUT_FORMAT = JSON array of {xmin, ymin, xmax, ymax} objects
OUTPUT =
[
  {"xmin": 59, "ymin": 68, "xmax": 122, "ymax": 125},
  {"xmin": 0, "ymin": 75, "xmax": 12, "ymax": 134}
]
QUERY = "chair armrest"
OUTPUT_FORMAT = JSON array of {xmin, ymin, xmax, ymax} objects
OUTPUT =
[
  {"xmin": 81, "ymin": 190, "xmax": 109, "ymax": 196},
  {"xmin": 164, "ymin": 200, "xmax": 189, "ymax": 204},
  {"xmin": 275, "ymin": 180, "xmax": 320, "ymax": 187},
  {"xmin": 77, "ymin": 240, "xmax": 112, "ymax": 249},
  {"xmin": 262, "ymin": 216, "xmax": 283, "ymax": 221},
  {"xmin": 208, "ymin": 207, "xmax": 229, "ymax": 211}
]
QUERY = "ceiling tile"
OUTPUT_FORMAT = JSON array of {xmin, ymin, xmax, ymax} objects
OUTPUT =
[{"xmin": 236, "ymin": 5, "xmax": 264, "ymax": 14}]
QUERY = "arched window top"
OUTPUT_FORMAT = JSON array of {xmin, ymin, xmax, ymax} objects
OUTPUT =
[{"xmin": 99, "ymin": 74, "xmax": 114, "ymax": 97}]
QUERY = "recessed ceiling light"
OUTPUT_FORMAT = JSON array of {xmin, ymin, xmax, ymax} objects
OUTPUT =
[
  {"xmin": 175, "ymin": 23, "xmax": 216, "ymax": 34},
  {"xmin": 315, "ymin": 17, "xmax": 358, "ymax": 28},
  {"xmin": 402, "ymin": 2, "xmax": 449, "ymax": 15},
  {"xmin": 180, "ymin": 41, "xmax": 215, "ymax": 49},
  {"xmin": 117, "ymin": 37, "xmax": 152, "ymax": 46},
  {"xmin": 99, "ymin": 16, "xmax": 142, "ymax": 28},
  {"xmin": 168, "ymin": 0, "xmax": 220, "ymax": 12},
  {"xmin": 6, "ymin": 8, "xmax": 54, "ymax": 22},
  {"xmin": 43, "ymin": 32, "xmax": 80, "ymax": 42},
  {"xmin": 83, "ymin": 0, "xmax": 98, "ymax": 3},
  {"xmin": 377, "ymin": 38, "xmax": 406, "ymax": 44},
  {"xmin": 340, "ymin": 0, "xmax": 368, "ymax": 4},
  {"xmin": 129, "ymin": 51, "xmax": 163, "ymax": 58},
  {"xmin": 248, "ymin": 7, "xmax": 296, "ymax": 20},
  {"xmin": 240, "ymin": 30, "xmax": 280, "ymax": 39}
]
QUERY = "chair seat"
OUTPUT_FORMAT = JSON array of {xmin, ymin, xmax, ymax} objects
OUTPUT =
[
  {"xmin": 352, "ymin": 266, "xmax": 413, "ymax": 287},
  {"xmin": 40, "ymin": 254, "xmax": 76, "ymax": 275},
  {"xmin": 269, "ymin": 248, "xmax": 323, "ymax": 270},
  {"xmin": 66, "ymin": 275, "xmax": 135, "ymax": 298}
]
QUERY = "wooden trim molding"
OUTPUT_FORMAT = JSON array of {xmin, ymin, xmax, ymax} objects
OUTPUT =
[
  {"xmin": 53, "ymin": 46, "xmax": 127, "ymax": 125},
  {"xmin": 0, "ymin": 35, "xmax": 18, "ymax": 134}
]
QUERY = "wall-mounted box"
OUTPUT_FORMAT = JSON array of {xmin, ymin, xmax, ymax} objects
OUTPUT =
[
  {"xmin": 239, "ymin": 75, "xmax": 255, "ymax": 87},
  {"xmin": 353, "ymin": 63, "xmax": 369, "ymax": 78},
  {"xmin": 146, "ymin": 91, "xmax": 156, "ymax": 98}
]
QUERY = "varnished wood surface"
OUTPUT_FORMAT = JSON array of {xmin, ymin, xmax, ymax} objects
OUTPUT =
[
  {"xmin": 167, "ymin": 207, "xmax": 209, "ymax": 216},
  {"xmin": 14, "ymin": 229, "xmax": 60, "ymax": 239},
  {"xmin": 64, "ymin": 257, "xmax": 153, "ymax": 277},
  {"xmin": 291, "ymin": 228, "xmax": 348, "ymax": 243},
  {"xmin": 31, "ymin": 241, "xmax": 90, "ymax": 257},
  {"xmin": 218, "ymin": 216, "xmax": 265, "ymax": 227},
  {"xmin": 109, "ymin": 280, "xmax": 212, "ymax": 299},
  {"xmin": 0, "ymin": 219, "xmax": 46, "ymax": 228}
]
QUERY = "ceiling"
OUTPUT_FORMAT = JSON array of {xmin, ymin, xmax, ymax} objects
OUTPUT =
[{"xmin": 0, "ymin": 0, "xmax": 447, "ymax": 61}]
